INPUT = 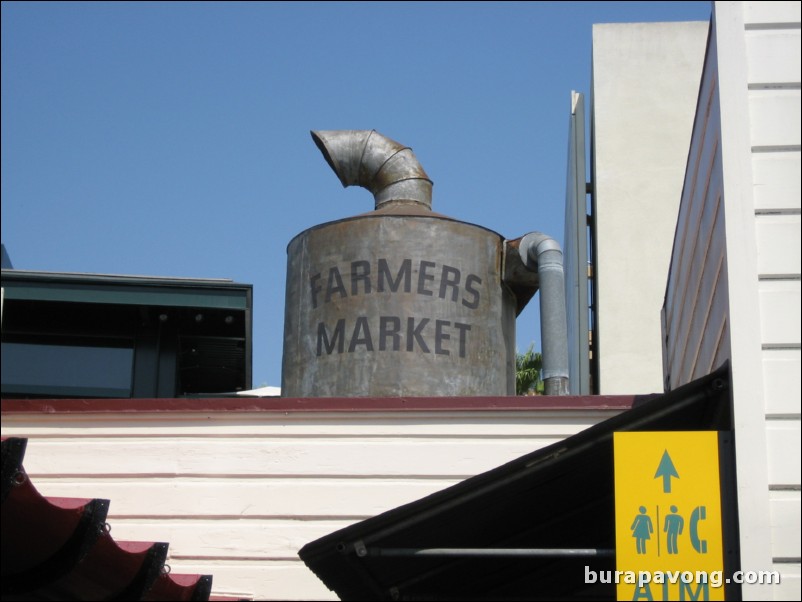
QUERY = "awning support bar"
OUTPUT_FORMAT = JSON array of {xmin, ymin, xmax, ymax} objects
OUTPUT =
[{"xmin": 353, "ymin": 542, "xmax": 614, "ymax": 558}]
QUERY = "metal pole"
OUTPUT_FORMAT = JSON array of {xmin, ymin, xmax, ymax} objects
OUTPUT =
[{"xmin": 360, "ymin": 546, "xmax": 614, "ymax": 558}]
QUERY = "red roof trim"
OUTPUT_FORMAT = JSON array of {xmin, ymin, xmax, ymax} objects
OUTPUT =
[
  {"xmin": 1, "ymin": 437, "xmax": 213, "ymax": 601},
  {"xmin": 0, "ymin": 395, "xmax": 638, "ymax": 414}
]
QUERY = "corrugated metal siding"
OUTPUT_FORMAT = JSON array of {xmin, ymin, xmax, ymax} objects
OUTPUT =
[
  {"xmin": 663, "ymin": 49, "xmax": 731, "ymax": 391},
  {"xmin": 1, "ymin": 405, "xmax": 624, "ymax": 601}
]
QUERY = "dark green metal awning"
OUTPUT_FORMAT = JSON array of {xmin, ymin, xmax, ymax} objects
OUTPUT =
[{"xmin": 2, "ymin": 270, "xmax": 250, "ymax": 310}]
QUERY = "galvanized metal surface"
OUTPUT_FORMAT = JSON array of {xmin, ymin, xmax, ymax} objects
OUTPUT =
[
  {"xmin": 311, "ymin": 130, "xmax": 433, "ymax": 210},
  {"xmin": 282, "ymin": 214, "xmax": 517, "ymax": 397},
  {"xmin": 283, "ymin": 130, "xmax": 560, "ymax": 397},
  {"xmin": 501, "ymin": 237, "xmax": 539, "ymax": 316},
  {"xmin": 564, "ymin": 91, "xmax": 592, "ymax": 395},
  {"xmin": 519, "ymin": 232, "xmax": 570, "ymax": 395}
]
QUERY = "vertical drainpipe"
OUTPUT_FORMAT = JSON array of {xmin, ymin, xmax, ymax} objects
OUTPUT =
[{"xmin": 519, "ymin": 232, "xmax": 570, "ymax": 395}]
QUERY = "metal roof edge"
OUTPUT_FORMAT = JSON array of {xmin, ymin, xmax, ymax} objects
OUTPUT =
[{"xmin": 1, "ymin": 269, "xmax": 251, "ymax": 289}]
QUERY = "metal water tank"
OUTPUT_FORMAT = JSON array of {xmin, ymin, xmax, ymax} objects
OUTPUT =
[{"xmin": 281, "ymin": 130, "xmax": 555, "ymax": 397}]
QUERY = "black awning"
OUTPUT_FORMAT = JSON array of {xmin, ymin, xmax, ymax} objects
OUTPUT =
[{"xmin": 299, "ymin": 364, "xmax": 738, "ymax": 601}]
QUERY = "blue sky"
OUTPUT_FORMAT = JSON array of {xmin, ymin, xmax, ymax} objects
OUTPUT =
[{"xmin": 1, "ymin": 1, "xmax": 711, "ymax": 389}]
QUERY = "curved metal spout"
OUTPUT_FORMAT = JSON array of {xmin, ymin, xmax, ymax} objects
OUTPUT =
[{"xmin": 311, "ymin": 130, "xmax": 433, "ymax": 211}]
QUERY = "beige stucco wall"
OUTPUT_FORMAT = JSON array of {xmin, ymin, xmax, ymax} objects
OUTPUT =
[{"xmin": 591, "ymin": 21, "xmax": 709, "ymax": 394}]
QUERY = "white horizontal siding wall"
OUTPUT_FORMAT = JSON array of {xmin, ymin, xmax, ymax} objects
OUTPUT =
[
  {"xmin": 663, "ymin": 3, "xmax": 801, "ymax": 598},
  {"xmin": 743, "ymin": 1, "xmax": 802, "ymax": 598},
  {"xmin": 2, "ymin": 405, "xmax": 623, "ymax": 601},
  {"xmin": 664, "ymin": 3, "xmax": 800, "ymax": 598}
]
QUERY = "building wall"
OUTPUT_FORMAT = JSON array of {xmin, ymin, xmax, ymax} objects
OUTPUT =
[
  {"xmin": 662, "ymin": 27, "xmax": 731, "ymax": 392},
  {"xmin": 591, "ymin": 21, "xmax": 709, "ymax": 394},
  {"xmin": 1, "ymin": 399, "xmax": 630, "ymax": 601},
  {"xmin": 663, "ymin": 2, "xmax": 801, "ymax": 599}
]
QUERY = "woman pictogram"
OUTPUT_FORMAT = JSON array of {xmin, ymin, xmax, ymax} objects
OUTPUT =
[{"xmin": 631, "ymin": 506, "xmax": 653, "ymax": 554}]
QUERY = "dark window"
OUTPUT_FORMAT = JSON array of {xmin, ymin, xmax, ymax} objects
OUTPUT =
[
  {"xmin": 1, "ymin": 274, "xmax": 252, "ymax": 398},
  {"xmin": 1, "ymin": 339, "xmax": 134, "ymax": 397}
]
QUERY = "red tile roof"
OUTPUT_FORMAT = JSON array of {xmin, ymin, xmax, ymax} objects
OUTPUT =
[{"xmin": 1, "ymin": 438, "xmax": 212, "ymax": 601}]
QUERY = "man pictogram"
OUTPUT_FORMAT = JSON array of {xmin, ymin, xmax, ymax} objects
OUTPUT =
[{"xmin": 664, "ymin": 505, "xmax": 684, "ymax": 554}]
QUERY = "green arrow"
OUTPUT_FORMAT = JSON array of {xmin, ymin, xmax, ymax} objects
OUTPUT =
[{"xmin": 654, "ymin": 450, "xmax": 679, "ymax": 493}]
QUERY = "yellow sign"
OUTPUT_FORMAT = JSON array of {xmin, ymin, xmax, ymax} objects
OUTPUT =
[{"xmin": 614, "ymin": 432, "xmax": 724, "ymax": 601}]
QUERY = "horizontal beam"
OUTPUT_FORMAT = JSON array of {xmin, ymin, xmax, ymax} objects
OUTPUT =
[{"xmin": 356, "ymin": 545, "xmax": 615, "ymax": 558}]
